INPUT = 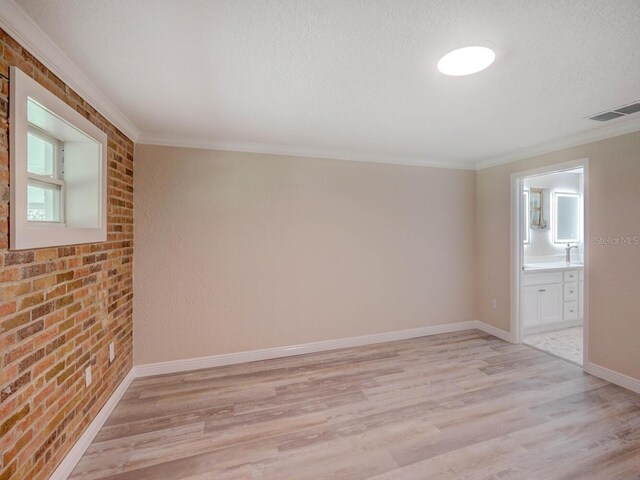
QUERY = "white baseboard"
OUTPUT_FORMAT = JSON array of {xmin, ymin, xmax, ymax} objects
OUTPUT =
[
  {"xmin": 49, "ymin": 322, "xmax": 640, "ymax": 480},
  {"xmin": 584, "ymin": 362, "xmax": 640, "ymax": 395},
  {"xmin": 48, "ymin": 368, "xmax": 136, "ymax": 480},
  {"xmin": 46, "ymin": 321, "xmax": 501, "ymax": 477},
  {"xmin": 135, "ymin": 321, "xmax": 479, "ymax": 377},
  {"xmin": 473, "ymin": 321, "xmax": 515, "ymax": 343}
]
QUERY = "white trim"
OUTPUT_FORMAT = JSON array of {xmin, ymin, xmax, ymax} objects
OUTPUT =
[
  {"xmin": 45, "ymin": 322, "xmax": 507, "ymax": 477},
  {"xmin": 510, "ymin": 172, "xmax": 524, "ymax": 344},
  {"xmin": 136, "ymin": 321, "xmax": 479, "ymax": 377},
  {"xmin": 585, "ymin": 362, "xmax": 640, "ymax": 395},
  {"xmin": 136, "ymin": 119, "xmax": 640, "ymax": 172},
  {"xmin": 0, "ymin": 0, "xmax": 140, "ymax": 141},
  {"xmin": 10, "ymin": 66, "xmax": 108, "ymax": 249},
  {"xmin": 474, "ymin": 320, "xmax": 515, "ymax": 343},
  {"xmin": 476, "ymin": 117, "xmax": 640, "ymax": 170},
  {"xmin": 510, "ymin": 159, "xmax": 590, "ymax": 368},
  {"xmin": 2, "ymin": 0, "xmax": 639, "ymax": 168},
  {"xmin": 48, "ymin": 368, "xmax": 136, "ymax": 480},
  {"xmin": 582, "ymin": 163, "xmax": 590, "ymax": 367},
  {"xmin": 136, "ymin": 132, "xmax": 475, "ymax": 171}
]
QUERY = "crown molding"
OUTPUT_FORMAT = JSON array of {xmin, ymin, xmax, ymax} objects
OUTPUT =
[
  {"xmin": 5, "ymin": 0, "xmax": 637, "ymax": 168},
  {"xmin": 0, "ymin": 0, "xmax": 140, "ymax": 142},
  {"xmin": 137, "ymin": 132, "xmax": 476, "ymax": 170},
  {"xmin": 476, "ymin": 116, "xmax": 640, "ymax": 170},
  {"xmin": 136, "ymin": 116, "xmax": 640, "ymax": 172}
]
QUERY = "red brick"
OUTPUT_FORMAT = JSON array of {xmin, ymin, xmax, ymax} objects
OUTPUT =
[
  {"xmin": 4, "ymin": 251, "xmax": 34, "ymax": 266},
  {"xmin": 0, "ymin": 301, "xmax": 16, "ymax": 317},
  {"xmin": 0, "ymin": 404, "xmax": 29, "ymax": 437},
  {"xmin": 17, "ymin": 320, "xmax": 44, "ymax": 340},
  {"xmin": 21, "ymin": 264, "xmax": 50, "ymax": 279},
  {"xmin": 0, "ymin": 372, "xmax": 30, "ymax": 403},
  {"xmin": 0, "ymin": 311, "xmax": 30, "ymax": 334},
  {"xmin": 0, "ymin": 28, "xmax": 133, "ymax": 480},
  {"xmin": 18, "ymin": 348, "xmax": 44, "ymax": 372},
  {"xmin": 0, "ymin": 460, "xmax": 16, "ymax": 480},
  {"xmin": 0, "ymin": 281, "xmax": 32, "ymax": 302},
  {"xmin": 34, "ymin": 249, "xmax": 57, "ymax": 262},
  {"xmin": 18, "ymin": 292, "xmax": 44, "ymax": 311}
]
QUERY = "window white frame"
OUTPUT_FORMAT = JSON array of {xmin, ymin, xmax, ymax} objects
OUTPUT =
[
  {"xmin": 9, "ymin": 66, "xmax": 108, "ymax": 250},
  {"xmin": 553, "ymin": 192, "xmax": 581, "ymax": 244},
  {"xmin": 27, "ymin": 124, "xmax": 66, "ymax": 224}
]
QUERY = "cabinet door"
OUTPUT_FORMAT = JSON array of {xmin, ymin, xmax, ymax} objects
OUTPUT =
[
  {"xmin": 538, "ymin": 284, "xmax": 563, "ymax": 324},
  {"xmin": 521, "ymin": 286, "xmax": 540, "ymax": 326}
]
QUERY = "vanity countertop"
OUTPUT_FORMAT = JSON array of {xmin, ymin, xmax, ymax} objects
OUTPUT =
[{"xmin": 523, "ymin": 262, "xmax": 584, "ymax": 273}]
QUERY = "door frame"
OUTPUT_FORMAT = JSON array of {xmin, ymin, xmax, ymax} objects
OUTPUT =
[{"xmin": 509, "ymin": 158, "xmax": 590, "ymax": 367}]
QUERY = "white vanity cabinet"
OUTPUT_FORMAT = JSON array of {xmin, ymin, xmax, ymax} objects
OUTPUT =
[
  {"xmin": 521, "ymin": 273, "xmax": 563, "ymax": 330},
  {"xmin": 521, "ymin": 268, "xmax": 582, "ymax": 334}
]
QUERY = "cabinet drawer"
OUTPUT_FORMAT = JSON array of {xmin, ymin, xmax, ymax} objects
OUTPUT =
[
  {"xmin": 564, "ymin": 301, "xmax": 579, "ymax": 320},
  {"xmin": 564, "ymin": 282, "xmax": 578, "ymax": 302},
  {"xmin": 579, "ymin": 270, "xmax": 584, "ymax": 281},
  {"xmin": 564, "ymin": 270, "xmax": 579, "ymax": 282},
  {"xmin": 522, "ymin": 272, "xmax": 563, "ymax": 286}
]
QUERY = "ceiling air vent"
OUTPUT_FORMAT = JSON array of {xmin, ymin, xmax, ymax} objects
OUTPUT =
[
  {"xmin": 589, "ymin": 112, "xmax": 625, "ymax": 122},
  {"xmin": 588, "ymin": 101, "xmax": 640, "ymax": 121},
  {"xmin": 614, "ymin": 102, "xmax": 640, "ymax": 115}
]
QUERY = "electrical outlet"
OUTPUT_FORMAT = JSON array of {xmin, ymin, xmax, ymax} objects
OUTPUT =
[
  {"xmin": 491, "ymin": 299, "xmax": 497, "ymax": 309},
  {"xmin": 85, "ymin": 366, "xmax": 92, "ymax": 387},
  {"xmin": 109, "ymin": 342, "xmax": 115, "ymax": 363}
]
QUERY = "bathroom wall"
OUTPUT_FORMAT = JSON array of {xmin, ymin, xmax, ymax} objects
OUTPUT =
[{"xmin": 524, "ymin": 171, "xmax": 583, "ymax": 263}]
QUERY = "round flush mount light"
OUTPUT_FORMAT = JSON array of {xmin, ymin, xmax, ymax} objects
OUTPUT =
[{"xmin": 437, "ymin": 46, "xmax": 495, "ymax": 76}]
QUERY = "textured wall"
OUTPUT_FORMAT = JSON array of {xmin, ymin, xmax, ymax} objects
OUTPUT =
[
  {"xmin": 134, "ymin": 144, "xmax": 477, "ymax": 365},
  {"xmin": 476, "ymin": 130, "xmax": 640, "ymax": 380},
  {"xmin": 0, "ymin": 29, "xmax": 133, "ymax": 480}
]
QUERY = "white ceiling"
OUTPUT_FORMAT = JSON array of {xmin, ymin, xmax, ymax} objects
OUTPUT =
[{"xmin": 9, "ymin": 0, "xmax": 640, "ymax": 168}]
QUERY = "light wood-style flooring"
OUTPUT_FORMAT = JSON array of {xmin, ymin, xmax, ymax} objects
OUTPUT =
[{"xmin": 69, "ymin": 330, "xmax": 640, "ymax": 479}]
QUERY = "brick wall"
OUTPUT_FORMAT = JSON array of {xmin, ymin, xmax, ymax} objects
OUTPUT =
[{"xmin": 0, "ymin": 28, "xmax": 134, "ymax": 480}]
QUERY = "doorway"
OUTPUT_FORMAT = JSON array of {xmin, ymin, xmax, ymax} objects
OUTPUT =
[{"xmin": 510, "ymin": 159, "xmax": 589, "ymax": 367}]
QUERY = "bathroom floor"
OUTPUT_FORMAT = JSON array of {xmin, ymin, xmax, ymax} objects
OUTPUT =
[{"xmin": 524, "ymin": 326, "xmax": 583, "ymax": 365}]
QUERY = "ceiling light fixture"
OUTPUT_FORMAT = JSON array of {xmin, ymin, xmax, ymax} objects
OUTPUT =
[{"xmin": 437, "ymin": 46, "xmax": 495, "ymax": 76}]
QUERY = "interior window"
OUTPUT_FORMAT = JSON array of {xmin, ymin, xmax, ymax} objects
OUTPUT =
[{"xmin": 26, "ymin": 126, "xmax": 65, "ymax": 223}]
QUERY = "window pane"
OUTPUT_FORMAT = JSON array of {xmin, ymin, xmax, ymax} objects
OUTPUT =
[
  {"xmin": 27, "ymin": 132, "xmax": 55, "ymax": 177},
  {"xmin": 27, "ymin": 182, "xmax": 61, "ymax": 222}
]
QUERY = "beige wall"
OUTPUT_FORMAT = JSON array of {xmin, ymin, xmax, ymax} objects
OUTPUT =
[
  {"xmin": 477, "ymin": 131, "xmax": 640, "ymax": 379},
  {"xmin": 136, "ymin": 131, "xmax": 640, "ymax": 381},
  {"xmin": 134, "ymin": 145, "xmax": 477, "ymax": 364}
]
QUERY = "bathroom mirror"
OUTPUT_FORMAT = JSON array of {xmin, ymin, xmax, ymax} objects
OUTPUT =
[
  {"xmin": 554, "ymin": 192, "xmax": 580, "ymax": 243},
  {"xmin": 529, "ymin": 188, "xmax": 546, "ymax": 229}
]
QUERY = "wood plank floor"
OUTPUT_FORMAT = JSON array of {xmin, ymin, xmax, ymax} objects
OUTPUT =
[{"xmin": 69, "ymin": 330, "xmax": 640, "ymax": 480}]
